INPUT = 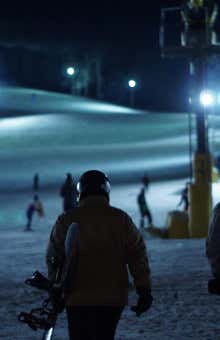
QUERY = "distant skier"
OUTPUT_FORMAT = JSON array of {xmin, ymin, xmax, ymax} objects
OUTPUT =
[
  {"xmin": 25, "ymin": 194, "xmax": 44, "ymax": 231},
  {"xmin": 33, "ymin": 173, "xmax": 39, "ymax": 192},
  {"xmin": 60, "ymin": 173, "xmax": 77, "ymax": 212},
  {"xmin": 137, "ymin": 175, "xmax": 153, "ymax": 229},
  {"xmin": 177, "ymin": 183, "xmax": 189, "ymax": 212},
  {"xmin": 46, "ymin": 170, "xmax": 153, "ymax": 340}
]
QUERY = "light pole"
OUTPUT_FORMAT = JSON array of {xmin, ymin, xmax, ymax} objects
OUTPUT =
[
  {"xmin": 128, "ymin": 79, "xmax": 136, "ymax": 107},
  {"xmin": 66, "ymin": 67, "xmax": 75, "ymax": 94},
  {"xmin": 160, "ymin": 2, "xmax": 220, "ymax": 238}
]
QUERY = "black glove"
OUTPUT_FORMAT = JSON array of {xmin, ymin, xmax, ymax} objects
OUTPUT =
[
  {"xmin": 131, "ymin": 287, "xmax": 153, "ymax": 317},
  {"xmin": 208, "ymin": 278, "xmax": 220, "ymax": 295}
]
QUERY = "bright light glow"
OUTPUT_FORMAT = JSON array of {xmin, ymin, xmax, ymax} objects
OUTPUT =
[
  {"xmin": 66, "ymin": 67, "xmax": 75, "ymax": 76},
  {"xmin": 128, "ymin": 80, "xmax": 136, "ymax": 88},
  {"xmin": 200, "ymin": 90, "xmax": 214, "ymax": 107}
]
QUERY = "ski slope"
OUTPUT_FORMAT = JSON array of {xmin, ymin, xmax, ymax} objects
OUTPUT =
[{"xmin": 1, "ymin": 87, "xmax": 220, "ymax": 339}]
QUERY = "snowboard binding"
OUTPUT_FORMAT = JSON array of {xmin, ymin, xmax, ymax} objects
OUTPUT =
[
  {"xmin": 18, "ymin": 271, "xmax": 63, "ymax": 334},
  {"xmin": 18, "ymin": 300, "xmax": 55, "ymax": 331},
  {"xmin": 25, "ymin": 271, "xmax": 52, "ymax": 291}
]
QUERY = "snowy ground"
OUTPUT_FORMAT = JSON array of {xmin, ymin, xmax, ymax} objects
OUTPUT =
[{"xmin": 1, "ymin": 179, "xmax": 220, "ymax": 339}]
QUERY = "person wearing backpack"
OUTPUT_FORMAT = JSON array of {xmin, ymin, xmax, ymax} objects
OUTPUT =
[{"xmin": 46, "ymin": 170, "xmax": 153, "ymax": 340}]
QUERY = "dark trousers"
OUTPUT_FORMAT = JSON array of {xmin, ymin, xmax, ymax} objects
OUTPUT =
[
  {"xmin": 140, "ymin": 209, "xmax": 152, "ymax": 228},
  {"xmin": 66, "ymin": 306, "xmax": 124, "ymax": 340},
  {"xmin": 25, "ymin": 213, "xmax": 34, "ymax": 231},
  {"xmin": 144, "ymin": 209, "xmax": 153, "ymax": 224}
]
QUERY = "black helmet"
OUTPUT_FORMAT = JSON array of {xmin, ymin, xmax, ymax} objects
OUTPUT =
[{"xmin": 77, "ymin": 170, "xmax": 110, "ymax": 200}]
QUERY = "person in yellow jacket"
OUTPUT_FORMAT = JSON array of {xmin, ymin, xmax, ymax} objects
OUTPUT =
[{"xmin": 46, "ymin": 170, "xmax": 152, "ymax": 340}]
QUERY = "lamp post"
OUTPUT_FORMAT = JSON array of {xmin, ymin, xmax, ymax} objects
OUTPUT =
[
  {"xmin": 128, "ymin": 79, "xmax": 136, "ymax": 107},
  {"xmin": 66, "ymin": 67, "xmax": 76, "ymax": 94},
  {"xmin": 160, "ymin": 2, "xmax": 220, "ymax": 238}
]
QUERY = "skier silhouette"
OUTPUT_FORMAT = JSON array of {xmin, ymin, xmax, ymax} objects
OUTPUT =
[
  {"xmin": 177, "ymin": 183, "xmax": 189, "ymax": 212},
  {"xmin": 25, "ymin": 195, "xmax": 44, "ymax": 231},
  {"xmin": 137, "ymin": 175, "xmax": 153, "ymax": 229},
  {"xmin": 33, "ymin": 173, "xmax": 39, "ymax": 192}
]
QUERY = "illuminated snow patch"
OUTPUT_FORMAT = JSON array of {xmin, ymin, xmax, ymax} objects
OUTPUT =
[{"xmin": 71, "ymin": 102, "xmax": 145, "ymax": 115}]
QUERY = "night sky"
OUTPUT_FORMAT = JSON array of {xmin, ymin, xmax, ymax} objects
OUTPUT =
[{"xmin": 0, "ymin": 1, "xmax": 217, "ymax": 111}]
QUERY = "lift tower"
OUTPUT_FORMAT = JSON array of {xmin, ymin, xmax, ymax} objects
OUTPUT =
[{"xmin": 160, "ymin": 0, "xmax": 219, "ymax": 237}]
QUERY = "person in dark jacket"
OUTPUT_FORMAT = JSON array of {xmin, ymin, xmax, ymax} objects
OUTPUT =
[
  {"xmin": 137, "ymin": 175, "xmax": 153, "ymax": 229},
  {"xmin": 177, "ymin": 183, "xmax": 189, "ymax": 212},
  {"xmin": 33, "ymin": 173, "xmax": 39, "ymax": 192},
  {"xmin": 46, "ymin": 170, "xmax": 152, "ymax": 340},
  {"xmin": 60, "ymin": 173, "xmax": 77, "ymax": 212}
]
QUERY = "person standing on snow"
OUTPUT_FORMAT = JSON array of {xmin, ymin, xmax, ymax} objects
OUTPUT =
[
  {"xmin": 25, "ymin": 194, "xmax": 44, "ymax": 231},
  {"xmin": 177, "ymin": 183, "xmax": 189, "ymax": 212},
  {"xmin": 137, "ymin": 175, "xmax": 153, "ymax": 229},
  {"xmin": 46, "ymin": 170, "xmax": 153, "ymax": 340},
  {"xmin": 60, "ymin": 173, "xmax": 77, "ymax": 212},
  {"xmin": 33, "ymin": 173, "xmax": 39, "ymax": 192}
]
